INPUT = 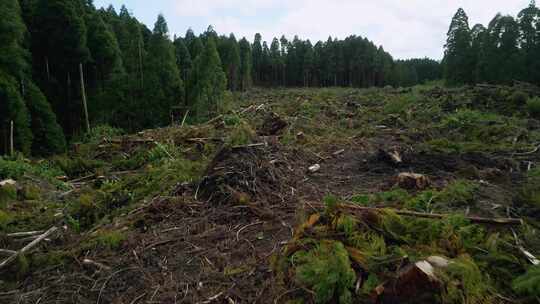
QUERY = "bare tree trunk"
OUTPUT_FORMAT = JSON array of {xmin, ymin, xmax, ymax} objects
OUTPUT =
[
  {"xmin": 45, "ymin": 57, "xmax": 50, "ymax": 81},
  {"xmin": 138, "ymin": 40, "xmax": 144, "ymax": 89},
  {"xmin": 79, "ymin": 63, "xmax": 90, "ymax": 133},
  {"xmin": 10, "ymin": 120, "xmax": 14, "ymax": 157}
]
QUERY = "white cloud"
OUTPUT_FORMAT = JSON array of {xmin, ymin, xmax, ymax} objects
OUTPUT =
[{"xmin": 172, "ymin": 0, "xmax": 531, "ymax": 59}]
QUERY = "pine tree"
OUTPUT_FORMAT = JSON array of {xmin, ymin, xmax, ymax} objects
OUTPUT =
[
  {"xmin": 518, "ymin": 1, "xmax": 540, "ymax": 83},
  {"xmin": 219, "ymin": 34, "xmax": 241, "ymax": 91},
  {"xmin": 444, "ymin": 8, "xmax": 473, "ymax": 85},
  {"xmin": 26, "ymin": 82, "xmax": 66, "ymax": 155},
  {"xmin": 143, "ymin": 14, "xmax": 183, "ymax": 127},
  {"xmin": 252, "ymin": 33, "xmax": 263, "ymax": 85},
  {"xmin": 190, "ymin": 37, "xmax": 227, "ymax": 120},
  {"xmin": 238, "ymin": 37, "xmax": 252, "ymax": 91},
  {"xmin": 174, "ymin": 38, "xmax": 192, "ymax": 82},
  {"xmin": 0, "ymin": 0, "xmax": 31, "ymax": 155},
  {"xmin": 0, "ymin": 72, "xmax": 32, "ymax": 155}
]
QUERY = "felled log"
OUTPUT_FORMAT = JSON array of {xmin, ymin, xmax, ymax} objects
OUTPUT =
[
  {"xmin": 0, "ymin": 227, "xmax": 59, "ymax": 270},
  {"xmin": 307, "ymin": 202, "xmax": 523, "ymax": 226}
]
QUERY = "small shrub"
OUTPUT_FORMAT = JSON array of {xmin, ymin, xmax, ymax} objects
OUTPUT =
[
  {"xmin": 21, "ymin": 185, "xmax": 41, "ymax": 200},
  {"xmin": 520, "ymin": 168, "xmax": 540, "ymax": 208},
  {"xmin": 527, "ymin": 97, "xmax": 540, "ymax": 119},
  {"xmin": 0, "ymin": 210, "xmax": 13, "ymax": 229},
  {"xmin": 226, "ymin": 121, "xmax": 256, "ymax": 147},
  {"xmin": 292, "ymin": 240, "xmax": 356, "ymax": 304},
  {"xmin": 0, "ymin": 184, "xmax": 17, "ymax": 206},
  {"xmin": 437, "ymin": 180, "xmax": 478, "ymax": 207},
  {"xmin": 84, "ymin": 125, "xmax": 123, "ymax": 143},
  {"xmin": 510, "ymin": 91, "xmax": 528, "ymax": 105}
]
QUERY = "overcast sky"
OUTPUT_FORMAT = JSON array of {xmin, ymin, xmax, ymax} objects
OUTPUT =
[{"xmin": 93, "ymin": 0, "xmax": 531, "ymax": 60}]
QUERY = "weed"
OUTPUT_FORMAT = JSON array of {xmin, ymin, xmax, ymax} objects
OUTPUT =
[{"xmin": 93, "ymin": 230, "xmax": 126, "ymax": 250}]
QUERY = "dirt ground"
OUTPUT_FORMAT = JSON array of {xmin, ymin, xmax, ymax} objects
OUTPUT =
[{"xmin": 1, "ymin": 85, "xmax": 540, "ymax": 303}]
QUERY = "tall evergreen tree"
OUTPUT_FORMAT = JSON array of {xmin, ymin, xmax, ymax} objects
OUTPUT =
[
  {"xmin": 444, "ymin": 8, "xmax": 473, "ymax": 85},
  {"xmin": 142, "ymin": 14, "xmax": 183, "ymax": 127},
  {"xmin": 238, "ymin": 37, "xmax": 252, "ymax": 91},
  {"xmin": 252, "ymin": 33, "xmax": 263, "ymax": 85},
  {"xmin": 190, "ymin": 37, "xmax": 227, "ymax": 120}
]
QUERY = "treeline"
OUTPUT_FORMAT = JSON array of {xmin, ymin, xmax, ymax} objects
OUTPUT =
[
  {"xmin": 1, "ymin": 0, "xmax": 441, "ymax": 156},
  {"xmin": 248, "ymin": 35, "xmax": 440, "ymax": 88},
  {"xmin": 444, "ymin": 1, "xmax": 540, "ymax": 85}
]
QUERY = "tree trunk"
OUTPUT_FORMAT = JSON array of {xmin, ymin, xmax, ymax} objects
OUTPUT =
[
  {"xmin": 10, "ymin": 120, "xmax": 14, "ymax": 157},
  {"xmin": 79, "ymin": 63, "xmax": 90, "ymax": 133}
]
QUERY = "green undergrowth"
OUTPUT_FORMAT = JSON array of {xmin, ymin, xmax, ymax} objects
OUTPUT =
[
  {"xmin": 277, "ymin": 196, "xmax": 531, "ymax": 303},
  {"xmin": 350, "ymin": 179, "xmax": 479, "ymax": 213}
]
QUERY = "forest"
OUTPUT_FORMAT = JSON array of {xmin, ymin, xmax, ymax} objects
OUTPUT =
[{"xmin": 2, "ymin": 1, "xmax": 540, "ymax": 303}]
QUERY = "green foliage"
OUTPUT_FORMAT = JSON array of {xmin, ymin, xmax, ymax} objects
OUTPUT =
[
  {"xmin": 526, "ymin": 97, "xmax": 540, "ymax": 119},
  {"xmin": 20, "ymin": 185, "xmax": 41, "ymax": 200},
  {"xmin": 513, "ymin": 266, "xmax": 540, "ymax": 297},
  {"xmin": 509, "ymin": 91, "xmax": 529, "ymax": 105},
  {"xmin": 0, "ymin": 72, "xmax": 32, "ymax": 155},
  {"xmin": 0, "ymin": 184, "xmax": 17, "ymax": 206},
  {"xmin": 520, "ymin": 168, "xmax": 540, "ymax": 208},
  {"xmin": 189, "ymin": 37, "xmax": 227, "ymax": 121},
  {"xmin": 441, "ymin": 255, "xmax": 492, "ymax": 304},
  {"xmin": 226, "ymin": 121, "xmax": 255, "ymax": 146},
  {"xmin": 437, "ymin": 179, "xmax": 478, "ymax": 207},
  {"xmin": 292, "ymin": 241, "xmax": 356, "ymax": 304},
  {"xmin": 84, "ymin": 125, "xmax": 124, "ymax": 143},
  {"xmin": 93, "ymin": 230, "xmax": 126, "ymax": 250},
  {"xmin": 0, "ymin": 210, "xmax": 13, "ymax": 229},
  {"xmin": 25, "ymin": 82, "xmax": 66, "ymax": 155}
]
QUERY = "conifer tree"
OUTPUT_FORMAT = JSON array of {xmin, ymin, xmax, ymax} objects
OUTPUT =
[
  {"xmin": 444, "ymin": 8, "xmax": 473, "ymax": 85},
  {"xmin": 0, "ymin": 0, "xmax": 31, "ymax": 151},
  {"xmin": 143, "ymin": 14, "xmax": 183, "ymax": 127},
  {"xmin": 25, "ymin": 82, "xmax": 66, "ymax": 155},
  {"xmin": 252, "ymin": 33, "xmax": 263, "ymax": 85},
  {"xmin": 190, "ymin": 37, "xmax": 227, "ymax": 120},
  {"xmin": 239, "ymin": 37, "xmax": 252, "ymax": 91}
]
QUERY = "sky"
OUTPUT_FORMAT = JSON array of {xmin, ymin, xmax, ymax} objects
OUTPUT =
[{"xmin": 93, "ymin": 0, "xmax": 532, "ymax": 60}]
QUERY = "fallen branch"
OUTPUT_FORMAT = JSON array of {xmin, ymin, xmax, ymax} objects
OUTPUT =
[
  {"xmin": 0, "ymin": 227, "xmax": 59, "ymax": 270},
  {"xmin": 0, "ymin": 249, "xmax": 16, "ymax": 256},
  {"xmin": 306, "ymin": 202, "xmax": 524, "ymax": 226},
  {"xmin": 514, "ymin": 144, "xmax": 540, "ymax": 156},
  {"xmin": 82, "ymin": 258, "xmax": 112, "ymax": 271},
  {"xmin": 7, "ymin": 230, "xmax": 44, "ymax": 238},
  {"xmin": 232, "ymin": 143, "xmax": 267, "ymax": 149}
]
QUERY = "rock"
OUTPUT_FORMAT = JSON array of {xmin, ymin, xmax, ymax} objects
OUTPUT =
[{"xmin": 397, "ymin": 173, "xmax": 431, "ymax": 190}]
